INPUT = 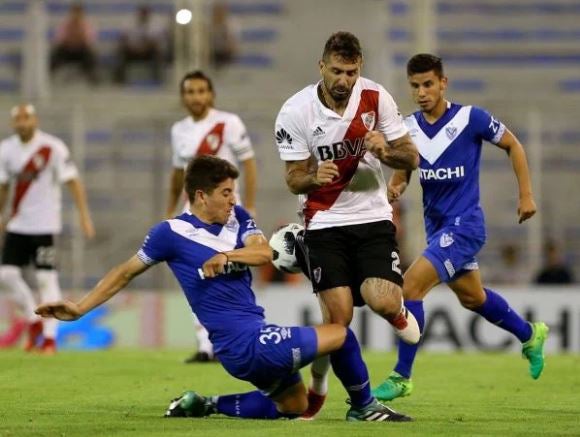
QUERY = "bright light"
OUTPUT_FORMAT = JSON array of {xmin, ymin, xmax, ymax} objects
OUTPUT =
[{"xmin": 175, "ymin": 8, "xmax": 192, "ymax": 25}]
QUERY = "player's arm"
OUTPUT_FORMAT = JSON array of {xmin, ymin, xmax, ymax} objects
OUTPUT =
[
  {"xmin": 387, "ymin": 170, "xmax": 412, "ymax": 203},
  {"xmin": 285, "ymin": 158, "xmax": 339, "ymax": 194},
  {"xmin": 166, "ymin": 167, "xmax": 184, "ymax": 218},
  {"xmin": 35, "ymin": 255, "xmax": 150, "ymax": 321},
  {"xmin": 201, "ymin": 234, "xmax": 272, "ymax": 278},
  {"xmin": 240, "ymin": 157, "xmax": 257, "ymax": 217},
  {"xmin": 365, "ymin": 131, "xmax": 419, "ymax": 170},
  {"xmin": 66, "ymin": 177, "xmax": 95, "ymax": 239},
  {"xmin": 495, "ymin": 129, "xmax": 537, "ymax": 223}
]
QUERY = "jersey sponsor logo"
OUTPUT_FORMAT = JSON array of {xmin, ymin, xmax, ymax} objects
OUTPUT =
[
  {"xmin": 316, "ymin": 137, "xmax": 366, "ymax": 161},
  {"xmin": 419, "ymin": 166, "xmax": 465, "ymax": 181},
  {"xmin": 275, "ymin": 128, "xmax": 293, "ymax": 150},
  {"xmin": 361, "ymin": 111, "xmax": 376, "ymax": 131},
  {"xmin": 439, "ymin": 232, "xmax": 454, "ymax": 248},
  {"xmin": 445, "ymin": 125, "xmax": 457, "ymax": 140}
]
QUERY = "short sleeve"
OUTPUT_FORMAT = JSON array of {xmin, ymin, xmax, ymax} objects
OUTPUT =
[
  {"xmin": 0, "ymin": 142, "xmax": 9, "ymax": 184},
  {"xmin": 226, "ymin": 115, "xmax": 255, "ymax": 162},
  {"xmin": 137, "ymin": 221, "xmax": 174, "ymax": 265},
  {"xmin": 470, "ymin": 106, "xmax": 506, "ymax": 144},
  {"xmin": 234, "ymin": 205, "xmax": 264, "ymax": 244},
  {"xmin": 54, "ymin": 141, "xmax": 79, "ymax": 183},
  {"xmin": 275, "ymin": 104, "xmax": 310, "ymax": 161},
  {"xmin": 377, "ymin": 86, "xmax": 408, "ymax": 141}
]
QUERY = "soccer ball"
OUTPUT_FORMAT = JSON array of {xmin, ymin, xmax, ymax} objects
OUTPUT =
[{"xmin": 269, "ymin": 223, "xmax": 304, "ymax": 273}]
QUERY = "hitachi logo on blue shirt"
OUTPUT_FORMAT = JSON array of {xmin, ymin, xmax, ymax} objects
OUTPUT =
[{"xmin": 419, "ymin": 166, "xmax": 465, "ymax": 180}]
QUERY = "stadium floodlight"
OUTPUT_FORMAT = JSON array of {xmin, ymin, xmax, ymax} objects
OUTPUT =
[{"xmin": 175, "ymin": 8, "xmax": 192, "ymax": 25}]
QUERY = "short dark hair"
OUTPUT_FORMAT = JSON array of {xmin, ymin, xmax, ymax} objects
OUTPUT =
[
  {"xmin": 179, "ymin": 70, "xmax": 214, "ymax": 95},
  {"xmin": 407, "ymin": 54, "xmax": 444, "ymax": 77},
  {"xmin": 184, "ymin": 155, "xmax": 239, "ymax": 201},
  {"xmin": 322, "ymin": 31, "xmax": 363, "ymax": 63}
]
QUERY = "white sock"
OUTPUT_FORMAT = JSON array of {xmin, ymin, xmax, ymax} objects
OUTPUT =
[
  {"xmin": 194, "ymin": 318, "xmax": 213, "ymax": 355},
  {"xmin": 0, "ymin": 265, "xmax": 39, "ymax": 322},
  {"xmin": 310, "ymin": 355, "xmax": 330, "ymax": 395},
  {"xmin": 36, "ymin": 269, "xmax": 61, "ymax": 339}
]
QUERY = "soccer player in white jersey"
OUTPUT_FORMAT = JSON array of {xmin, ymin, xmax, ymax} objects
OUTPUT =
[
  {"xmin": 166, "ymin": 71, "xmax": 257, "ymax": 363},
  {"xmin": 0, "ymin": 104, "xmax": 95, "ymax": 354},
  {"xmin": 275, "ymin": 31, "xmax": 420, "ymax": 418},
  {"xmin": 372, "ymin": 54, "xmax": 548, "ymax": 401}
]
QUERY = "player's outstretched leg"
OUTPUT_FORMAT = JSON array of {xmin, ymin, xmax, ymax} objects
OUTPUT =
[
  {"xmin": 301, "ymin": 355, "xmax": 329, "ymax": 419},
  {"xmin": 373, "ymin": 300, "xmax": 424, "ymax": 401},
  {"xmin": 522, "ymin": 321, "xmax": 549, "ymax": 379},
  {"xmin": 165, "ymin": 390, "xmax": 288, "ymax": 419}
]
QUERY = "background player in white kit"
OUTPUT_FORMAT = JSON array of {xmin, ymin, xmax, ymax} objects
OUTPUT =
[
  {"xmin": 166, "ymin": 71, "xmax": 257, "ymax": 363},
  {"xmin": 275, "ymin": 31, "xmax": 420, "ymax": 418},
  {"xmin": 0, "ymin": 104, "xmax": 95, "ymax": 354}
]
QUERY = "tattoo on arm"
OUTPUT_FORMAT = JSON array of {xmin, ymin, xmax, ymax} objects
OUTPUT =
[{"xmin": 382, "ymin": 134, "xmax": 419, "ymax": 170}]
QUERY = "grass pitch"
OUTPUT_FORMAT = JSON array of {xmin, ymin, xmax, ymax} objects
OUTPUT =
[{"xmin": 1, "ymin": 349, "xmax": 578, "ymax": 436}]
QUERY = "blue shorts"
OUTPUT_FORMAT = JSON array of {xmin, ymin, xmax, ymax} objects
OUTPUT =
[
  {"xmin": 218, "ymin": 324, "xmax": 318, "ymax": 398},
  {"xmin": 423, "ymin": 221, "xmax": 486, "ymax": 283}
]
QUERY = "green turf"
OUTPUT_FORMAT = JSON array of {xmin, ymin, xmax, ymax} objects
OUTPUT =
[{"xmin": 1, "ymin": 350, "xmax": 579, "ymax": 436}]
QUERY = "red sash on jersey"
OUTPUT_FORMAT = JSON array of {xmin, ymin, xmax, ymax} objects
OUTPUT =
[
  {"xmin": 196, "ymin": 123, "xmax": 226, "ymax": 157},
  {"xmin": 12, "ymin": 146, "xmax": 52, "ymax": 216},
  {"xmin": 304, "ymin": 89, "xmax": 379, "ymax": 227}
]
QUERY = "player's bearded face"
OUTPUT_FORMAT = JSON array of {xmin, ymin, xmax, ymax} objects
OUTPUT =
[
  {"xmin": 182, "ymin": 79, "xmax": 213, "ymax": 118},
  {"xmin": 12, "ymin": 112, "xmax": 37, "ymax": 140},
  {"xmin": 320, "ymin": 54, "xmax": 361, "ymax": 103},
  {"xmin": 203, "ymin": 179, "xmax": 236, "ymax": 224},
  {"xmin": 408, "ymin": 71, "xmax": 447, "ymax": 112}
]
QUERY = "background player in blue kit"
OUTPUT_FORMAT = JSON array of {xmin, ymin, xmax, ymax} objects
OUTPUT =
[
  {"xmin": 372, "ymin": 54, "xmax": 549, "ymax": 401},
  {"xmin": 35, "ymin": 155, "xmax": 411, "ymax": 422}
]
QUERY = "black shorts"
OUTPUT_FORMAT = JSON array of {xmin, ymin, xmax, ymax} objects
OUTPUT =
[
  {"xmin": 1, "ymin": 232, "xmax": 57, "ymax": 269},
  {"xmin": 303, "ymin": 220, "xmax": 403, "ymax": 307}
]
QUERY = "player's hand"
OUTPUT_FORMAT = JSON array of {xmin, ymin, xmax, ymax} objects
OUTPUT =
[
  {"xmin": 518, "ymin": 195, "xmax": 537, "ymax": 224},
  {"xmin": 315, "ymin": 160, "xmax": 339, "ymax": 186},
  {"xmin": 387, "ymin": 181, "xmax": 408, "ymax": 203},
  {"xmin": 81, "ymin": 216, "xmax": 96, "ymax": 240},
  {"xmin": 35, "ymin": 300, "xmax": 83, "ymax": 321},
  {"xmin": 202, "ymin": 253, "xmax": 228, "ymax": 278},
  {"xmin": 364, "ymin": 131, "xmax": 387, "ymax": 159}
]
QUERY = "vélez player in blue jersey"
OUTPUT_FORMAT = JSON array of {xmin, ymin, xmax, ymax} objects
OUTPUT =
[
  {"xmin": 372, "ymin": 54, "xmax": 549, "ymax": 401},
  {"xmin": 35, "ymin": 155, "xmax": 411, "ymax": 422}
]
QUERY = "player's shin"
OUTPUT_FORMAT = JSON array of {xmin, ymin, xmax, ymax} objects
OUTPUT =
[
  {"xmin": 473, "ymin": 288, "xmax": 532, "ymax": 342},
  {"xmin": 329, "ymin": 328, "xmax": 373, "ymax": 408},
  {"xmin": 36, "ymin": 270, "xmax": 62, "ymax": 345},
  {"xmin": 393, "ymin": 300, "xmax": 425, "ymax": 378}
]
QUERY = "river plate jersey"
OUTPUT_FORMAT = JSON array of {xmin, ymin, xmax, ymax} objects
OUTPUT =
[
  {"xmin": 405, "ymin": 102, "xmax": 505, "ymax": 237},
  {"xmin": 137, "ymin": 206, "xmax": 264, "ymax": 355},
  {"xmin": 275, "ymin": 77, "xmax": 408, "ymax": 230},
  {"xmin": 0, "ymin": 130, "xmax": 79, "ymax": 234}
]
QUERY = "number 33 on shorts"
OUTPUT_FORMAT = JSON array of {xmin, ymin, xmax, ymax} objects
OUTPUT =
[{"xmin": 258, "ymin": 326, "xmax": 291, "ymax": 345}]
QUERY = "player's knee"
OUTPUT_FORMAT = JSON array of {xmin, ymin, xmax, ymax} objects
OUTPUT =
[
  {"xmin": 361, "ymin": 278, "xmax": 402, "ymax": 317},
  {"xmin": 458, "ymin": 292, "xmax": 485, "ymax": 310}
]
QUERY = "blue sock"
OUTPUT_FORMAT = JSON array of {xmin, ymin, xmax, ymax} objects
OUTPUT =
[
  {"xmin": 216, "ymin": 391, "xmax": 295, "ymax": 419},
  {"xmin": 473, "ymin": 288, "xmax": 532, "ymax": 343},
  {"xmin": 394, "ymin": 300, "xmax": 425, "ymax": 379},
  {"xmin": 330, "ymin": 328, "xmax": 373, "ymax": 408}
]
